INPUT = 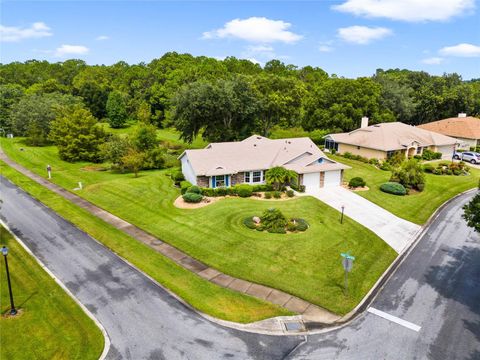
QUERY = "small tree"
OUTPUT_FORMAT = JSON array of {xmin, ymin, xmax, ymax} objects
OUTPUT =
[
  {"xmin": 265, "ymin": 166, "xmax": 297, "ymax": 191},
  {"xmin": 49, "ymin": 105, "xmax": 106, "ymax": 162},
  {"xmin": 121, "ymin": 149, "xmax": 144, "ymax": 177},
  {"xmin": 391, "ymin": 159, "xmax": 425, "ymax": 191},
  {"xmin": 106, "ymin": 91, "xmax": 128, "ymax": 128},
  {"xmin": 463, "ymin": 193, "xmax": 480, "ymax": 232},
  {"xmin": 99, "ymin": 134, "xmax": 131, "ymax": 169},
  {"xmin": 131, "ymin": 123, "xmax": 158, "ymax": 152}
]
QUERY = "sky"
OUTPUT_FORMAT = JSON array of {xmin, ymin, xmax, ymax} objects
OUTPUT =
[{"xmin": 1, "ymin": 0, "xmax": 480, "ymax": 79}]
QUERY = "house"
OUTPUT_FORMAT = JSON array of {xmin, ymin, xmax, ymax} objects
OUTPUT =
[
  {"xmin": 178, "ymin": 135, "xmax": 350, "ymax": 193},
  {"xmin": 418, "ymin": 113, "xmax": 480, "ymax": 150},
  {"xmin": 324, "ymin": 117, "xmax": 458, "ymax": 160}
]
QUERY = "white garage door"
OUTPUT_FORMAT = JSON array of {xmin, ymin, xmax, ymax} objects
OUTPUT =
[
  {"xmin": 303, "ymin": 172, "xmax": 320, "ymax": 193},
  {"xmin": 436, "ymin": 145, "xmax": 455, "ymax": 159},
  {"xmin": 324, "ymin": 170, "xmax": 341, "ymax": 188}
]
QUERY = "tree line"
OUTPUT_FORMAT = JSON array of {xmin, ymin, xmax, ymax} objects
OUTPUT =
[{"xmin": 1, "ymin": 52, "xmax": 479, "ymax": 149}]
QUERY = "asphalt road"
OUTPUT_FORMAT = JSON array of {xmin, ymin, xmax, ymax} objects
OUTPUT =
[{"xmin": 1, "ymin": 175, "xmax": 479, "ymax": 359}]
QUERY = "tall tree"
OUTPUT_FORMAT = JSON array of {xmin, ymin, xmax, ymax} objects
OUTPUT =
[
  {"xmin": 49, "ymin": 105, "xmax": 106, "ymax": 162},
  {"xmin": 106, "ymin": 90, "xmax": 128, "ymax": 128}
]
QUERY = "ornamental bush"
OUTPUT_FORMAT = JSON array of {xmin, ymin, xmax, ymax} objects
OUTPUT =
[
  {"xmin": 261, "ymin": 208, "xmax": 287, "ymax": 230},
  {"xmin": 286, "ymin": 189, "xmax": 294, "ymax": 197},
  {"xmin": 348, "ymin": 177, "xmax": 366, "ymax": 188},
  {"xmin": 380, "ymin": 182, "xmax": 407, "ymax": 196},
  {"xmin": 215, "ymin": 187, "xmax": 227, "ymax": 196},
  {"xmin": 273, "ymin": 191, "xmax": 282, "ymax": 199},
  {"xmin": 187, "ymin": 185, "xmax": 202, "ymax": 194},
  {"xmin": 243, "ymin": 217, "xmax": 256, "ymax": 229},
  {"xmin": 391, "ymin": 159, "xmax": 425, "ymax": 191},
  {"xmin": 293, "ymin": 218, "xmax": 308, "ymax": 232},
  {"xmin": 182, "ymin": 192, "xmax": 203, "ymax": 203},
  {"xmin": 180, "ymin": 181, "xmax": 192, "ymax": 194},
  {"xmin": 235, "ymin": 184, "xmax": 253, "ymax": 198},
  {"xmin": 172, "ymin": 171, "xmax": 185, "ymax": 183},
  {"xmin": 264, "ymin": 192, "xmax": 272, "ymax": 199}
]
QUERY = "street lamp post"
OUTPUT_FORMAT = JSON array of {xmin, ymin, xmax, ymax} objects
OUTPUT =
[
  {"xmin": 1, "ymin": 246, "xmax": 17, "ymax": 316},
  {"xmin": 340, "ymin": 205, "xmax": 345, "ymax": 224}
]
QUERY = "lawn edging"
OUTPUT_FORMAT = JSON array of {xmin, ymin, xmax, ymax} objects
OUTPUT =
[
  {"xmin": 311, "ymin": 187, "xmax": 478, "ymax": 332},
  {"xmin": 0, "ymin": 219, "xmax": 110, "ymax": 360}
]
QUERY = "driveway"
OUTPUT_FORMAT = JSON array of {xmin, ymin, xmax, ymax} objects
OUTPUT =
[{"xmin": 305, "ymin": 187, "xmax": 421, "ymax": 253}]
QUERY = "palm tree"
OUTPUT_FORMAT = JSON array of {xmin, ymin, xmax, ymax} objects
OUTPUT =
[{"xmin": 265, "ymin": 166, "xmax": 297, "ymax": 190}]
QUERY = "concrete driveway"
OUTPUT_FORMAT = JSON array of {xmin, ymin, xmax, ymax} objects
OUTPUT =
[{"xmin": 305, "ymin": 187, "xmax": 421, "ymax": 253}]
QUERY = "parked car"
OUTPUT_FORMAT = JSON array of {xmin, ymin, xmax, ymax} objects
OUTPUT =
[{"xmin": 453, "ymin": 152, "xmax": 480, "ymax": 164}]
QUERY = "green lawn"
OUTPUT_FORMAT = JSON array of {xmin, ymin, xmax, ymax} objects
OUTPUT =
[
  {"xmin": 0, "ymin": 162, "xmax": 290, "ymax": 323},
  {"xmin": 332, "ymin": 155, "xmax": 480, "ymax": 224},
  {"xmin": 0, "ymin": 225, "xmax": 104, "ymax": 360},
  {"xmin": 0, "ymin": 139, "xmax": 396, "ymax": 315}
]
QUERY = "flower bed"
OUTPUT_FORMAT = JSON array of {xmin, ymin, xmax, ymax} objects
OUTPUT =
[{"xmin": 243, "ymin": 208, "xmax": 308, "ymax": 234}]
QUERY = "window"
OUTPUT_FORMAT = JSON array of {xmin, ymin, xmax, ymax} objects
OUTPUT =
[
  {"xmin": 416, "ymin": 147, "xmax": 422, "ymax": 155},
  {"xmin": 386, "ymin": 150, "xmax": 395, "ymax": 158},
  {"xmin": 244, "ymin": 172, "xmax": 250, "ymax": 183},
  {"xmin": 252, "ymin": 171, "xmax": 262, "ymax": 183},
  {"xmin": 215, "ymin": 175, "xmax": 225, "ymax": 188},
  {"xmin": 244, "ymin": 170, "xmax": 263, "ymax": 183}
]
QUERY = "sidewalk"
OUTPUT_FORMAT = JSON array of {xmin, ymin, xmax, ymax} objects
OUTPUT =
[{"xmin": 0, "ymin": 150, "xmax": 340, "ymax": 324}]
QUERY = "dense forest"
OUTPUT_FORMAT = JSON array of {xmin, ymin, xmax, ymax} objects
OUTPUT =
[{"xmin": 1, "ymin": 52, "xmax": 479, "ymax": 160}]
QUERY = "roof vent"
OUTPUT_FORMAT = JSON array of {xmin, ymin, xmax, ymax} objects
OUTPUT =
[
  {"xmin": 256, "ymin": 136, "xmax": 262, "ymax": 140},
  {"xmin": 253, "ymin": 144, "xmax": 257, "ymax": 147},
  {"xmin": 458, "ymin": 113, "xmax": 467, "ymax": 118},
  {"xmin": 361, "ymin": 116, "xmax": 369, "ymax": 128}
]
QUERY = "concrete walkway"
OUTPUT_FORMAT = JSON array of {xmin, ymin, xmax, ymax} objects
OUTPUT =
[
  {"xmin": 0, "ymin": 150, "xmax": 339, "ymax": 323},
  {"xmin": 305, "ymin": 187, "xmax": 421, "ymax": 253}
]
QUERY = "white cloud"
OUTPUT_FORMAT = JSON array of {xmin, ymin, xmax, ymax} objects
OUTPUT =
[
  {"xmin": 0, "ymin": 22, "xmax": 52, "ymax": 42},
  {"xmin": 332, "ymin": 0, "xmax": 475, "ymax": 22},
  {"xmin": 245, "ymin": 58, "xmax": 262, "ymax": 65},
  {"xmin": 243, "ymin": 44, "xmax": 276, "ymax": 58},
  {"xmin": 439, "ymin": 43, "xmax": 480, "ymax": 57},
  {"xmin": 421, "ymin": 57, "xmax": 444, "ymax": 64},
  {"xmin": 202, "ymin": 17, "xmax": 302, "ymax": 43},
  {"xmin": 319, "ymin": 45, "xmax": 334, "ymax": 52},
  {"xmin": 54, "ymin": 44, "xmax": 89, "ymax": 58},
  {"xmin": 96, "ymin": 35, "xmax": 109, "ymax": 41},
  {"xmin": 337, "ymin": 26, "xmax": 392, "ymax": 44}
]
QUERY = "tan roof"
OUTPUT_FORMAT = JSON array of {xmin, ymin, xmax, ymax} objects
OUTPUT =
[
  {"xmin": 179, "ymin": 135, "xmax": 349, "ymax": 176},
  {"xmin": 327, "ymin": 122, "xmax": 458, "ymax": 152},
  {"xmin": 418, "ymin": 116, "xmax": 480, "ymax": 140}
]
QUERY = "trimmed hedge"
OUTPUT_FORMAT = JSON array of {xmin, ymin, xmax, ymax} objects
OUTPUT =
[
  {"xmin": 182, "ymin": 192, "xmax": 203, "ymax": 203},
  {"xmin": 380, "ymin": 182, "xmax": 407, "ymax": 196},
  {"xmin": 235, "ymin": 184, "xmax": 253, "ymax": 198},
  {"xmin": 348, "ymin": 177, "xmax": 366, "ymax": 188}
]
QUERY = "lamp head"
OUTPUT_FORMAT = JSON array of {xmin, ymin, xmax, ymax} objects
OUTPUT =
[{"xmin": 1, "ymin": 246, "xmax": 8, "ymax": 256}]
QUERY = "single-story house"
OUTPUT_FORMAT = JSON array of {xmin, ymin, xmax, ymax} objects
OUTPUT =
[
  {"xmin": 178, "ymin": 135, "xmax": 350, "ymax": 193},
  {"xmin": 325, "ymin": 117, "xmax": 458, "ymax": 160},
  {"xmin": 418, "ymin": 113, "xmax": 480, "ymax": 150}
]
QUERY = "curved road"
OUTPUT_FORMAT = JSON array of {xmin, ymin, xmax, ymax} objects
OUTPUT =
[{"xmin": 1, "ymin": 176, "xmax": 479, "ymax": 359}]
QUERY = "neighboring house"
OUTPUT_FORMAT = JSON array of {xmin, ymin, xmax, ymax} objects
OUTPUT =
[
  {"xmin": 325, "ymin": 117, "xmax": 458, "ymax": 160},
  {"xmin": 418, "ymin": 113, "xmax": 480, "ymax": 150},
  {"xmin": 178, "ymin": 135, "xmax": 350, "ymax": 193}
]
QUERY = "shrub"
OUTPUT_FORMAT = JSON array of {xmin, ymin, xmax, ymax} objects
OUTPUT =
[
  {"xmin": 180, "ymin": 181, "xmax": 192, "ymax": 194},
  {"xmin": 330, "ymin": 148, "xmax": 336, "ymax": 155},
  {"xmin": 391, "ymin": 159, "xmax": 425, "ymax": 191},
  {"xmin": 369, "ymin": 158, "xmax": 380, "ymax": 166},
  {"xmin": 298, "ymin": 185, "xmax": 306, "ymax": 193},
  {"xmin": 379, "ymin": 162, "xmax": 392, "ymax": 171},
  {"xmin": 286, "ymin": 189, "xmax": 294, "ymax": 197},
  {"xmin": 215, "ymin": 187, "xmax": 227, "ymax": 196},
  {"xmin": 252, "ymin": 184, "xmax": 273, "ymax": 192},
  {"xmin": 256, "ymin": 225, "xmax": 265, "ymax": 231},
  {"xmin": 264, "ymin": 192, "xmax": 272, "ymax": 199},
  {"xmin": 261, "ymin": 208, "xmax": 287, "ymax": 229},
  {"xmin": 173, "ymin": 171, "xmax": 185, "ymax": 183},
  {"xmin": 182, "ymin": 192, "xmax": 203, "ymax": 203},
  {"xmin": 201, "ymin": 188, "xmax": 215, "ymax": 197},
  {"xmin": 348, "ymin": 177, "xmax": 366, "ymax": 188},
  {"xmin": 273, "ymin": 191, "xmax": 282, "ymax": 199},
  {"xmin": 286, "ymin": 222, "xmax": 297, "ymax": 232},
  {"xmin": 267, "ymin": 227, "xmax": 286, "ymax": 234},
  {"xmin": 387, "ymin": 152, "xmax": 405, "ymax": 167},
  {"xmin": 235, "ymin": 184, "xmax": 253, "ymax": 198},
  {"xmin": 293, "ymin": 218, "xmax": 308, "ymax": 232},
  {"xmin": 380, "ymin": 182, "xmax": 407, "ymax": 196},
  {"xmin": 187, "ymin": 185, "xmax": 202, "ymax": 194},
  {"xmin": 243, "ymin": 217, "xmax": 256, "ymax": 229},
  {"xmin": 423, "ymin": 164, "xmax": 434, "ymax": 173},
  {"xmin": 422, "ymin": 149, "xmax": 442, "ymax": 160}
]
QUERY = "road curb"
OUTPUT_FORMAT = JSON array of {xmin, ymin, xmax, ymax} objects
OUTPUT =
[{"xmin": 0, "ymin": 219, "xmax": 111, "ymax": 360}]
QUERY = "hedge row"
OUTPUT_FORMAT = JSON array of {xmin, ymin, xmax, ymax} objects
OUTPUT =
[{"xmin": 200, "ymin": 183, "xmax": 274, "ymax": 197}]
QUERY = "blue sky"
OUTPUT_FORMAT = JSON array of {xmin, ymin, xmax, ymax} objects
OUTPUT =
[{"xmin": 2, "ymin": 0, "xmax": 480, "ymax": 79}]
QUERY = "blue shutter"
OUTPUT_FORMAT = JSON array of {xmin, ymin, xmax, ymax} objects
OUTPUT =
[
  {"xmin": 226, "ymin": 175, "xmax": 229, "ymax": 187},
  {"xmin": 211, "ymin": 176, "xmax": 216, "ymax": 188}
]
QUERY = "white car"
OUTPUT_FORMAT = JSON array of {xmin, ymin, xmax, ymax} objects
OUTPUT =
[{"xmin": 453, "ymin": 151, "xmax": 480, "ymax": 164}]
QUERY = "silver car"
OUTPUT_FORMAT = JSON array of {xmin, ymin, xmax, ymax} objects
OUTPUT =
[{"xmin": 454, "ymin": 151, "xmax": 480, "ymax": 164}]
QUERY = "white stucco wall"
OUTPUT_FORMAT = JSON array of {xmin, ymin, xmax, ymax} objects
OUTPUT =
[
  {"xmin": 436, "ymin": 145, "xmax": 456, "ymax": 159},
  {"xmin": 180, "ymin": 155, "xmax": 197, "ymax": 185}
]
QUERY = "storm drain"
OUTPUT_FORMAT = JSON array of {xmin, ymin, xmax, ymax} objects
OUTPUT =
[{"xmin": 283, "ymin": 321, "xmax": 305, "ymax": 332}]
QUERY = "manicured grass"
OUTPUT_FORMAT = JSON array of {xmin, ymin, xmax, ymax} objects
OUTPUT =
[
  {"xmin": 1, "ymin": 139, "xmax": 397, "ymax": 315},
  {"xmin": 0, "ymin": 161, "xmax": 290, "ymax": 323},
  {"xmin": 0, "ymin": 225, "xmax": 104, "ymax": 360},
  {"xmin": 100, "ymin": 123, "xmax": 208, "ymax": 149},
  {"xmin": 331, "ymin": 155, "xmax": 480, "ymax": 224}
]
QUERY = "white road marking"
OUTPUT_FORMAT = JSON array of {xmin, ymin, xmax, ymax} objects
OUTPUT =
[{"xmin": 368, "ymin": 307, "xmax": 421, "ymax": 332}]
